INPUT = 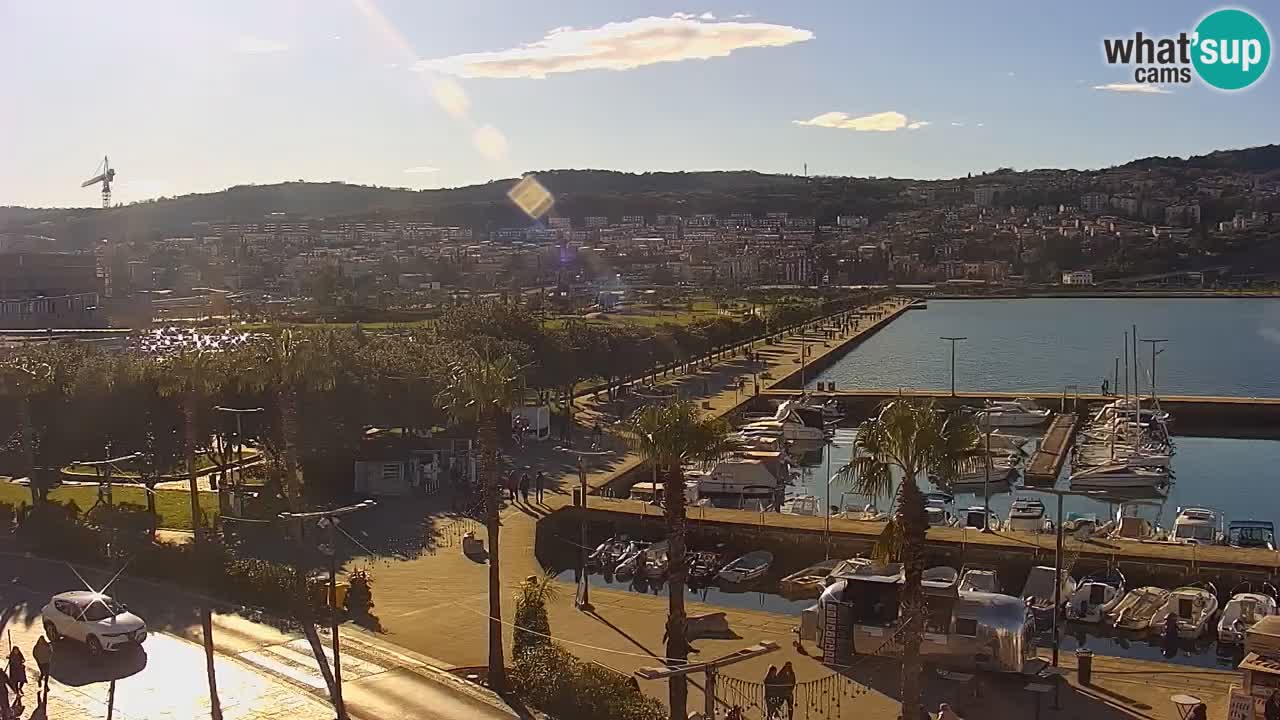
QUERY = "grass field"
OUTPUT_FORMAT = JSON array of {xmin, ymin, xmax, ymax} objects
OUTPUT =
[{"xmin": 0, "ymin": 483, "xmax": 219, "ymax": 531}]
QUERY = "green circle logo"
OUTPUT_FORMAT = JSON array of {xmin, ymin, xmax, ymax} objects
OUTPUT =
[{"xmin": 1193, "ymin": 8, "xmax": 1271, "ymax": 90}]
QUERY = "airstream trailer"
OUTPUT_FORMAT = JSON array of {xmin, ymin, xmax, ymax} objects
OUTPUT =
[{"xmin": 804, "ymin": 563, "xmax": 1038, "ymax": 674}]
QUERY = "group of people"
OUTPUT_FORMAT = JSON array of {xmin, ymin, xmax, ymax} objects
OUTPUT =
[
  {"xmin": 505, "ymin": 469, "xmax": 548, "ymax": 504},
  {"xmin": 0, "ymin": 638, "xmax": 53, "ymax": 720},
  {"xmin": 763, "ymin": 662, "xmax": 797, "ymax": 720}
]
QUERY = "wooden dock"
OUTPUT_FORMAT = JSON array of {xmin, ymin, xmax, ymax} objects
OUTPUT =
[{"xmin": 1025, "ymin": 413, "xmax": 1078, "ymax": 483}]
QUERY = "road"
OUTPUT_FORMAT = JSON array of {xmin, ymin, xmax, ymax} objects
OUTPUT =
[{"xmin": 0, "ymin": 553, "xmax": 519, "ymax": 720}]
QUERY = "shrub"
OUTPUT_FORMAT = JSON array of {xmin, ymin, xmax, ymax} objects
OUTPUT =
[
  {"xmin": 512, "ymin": 644, "xmax": 664, "ymax": 720},
  {"xmin": 17, "ymin": 500, "xmax": 102, "ymax": 562},
  {"xmin": 513, "ymin": 574, "xmax": 555, "ymax": 658},
  {"xmin": 345, "ymin": 567, "xmax": 374, "ymax": 616}
]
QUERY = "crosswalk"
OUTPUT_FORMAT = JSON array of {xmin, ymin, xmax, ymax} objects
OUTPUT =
[{"xmin": 236, "ymin": 636, "xmax": 393, "ymax": 693}]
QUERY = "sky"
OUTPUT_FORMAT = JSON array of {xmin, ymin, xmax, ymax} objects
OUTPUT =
[{"xmin": 1, "ymin": 0, "xmax": 1276, "ymax": 208}]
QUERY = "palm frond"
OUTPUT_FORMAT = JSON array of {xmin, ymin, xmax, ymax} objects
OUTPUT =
[{"xmin": 870, "ymin": 517, "xmax": 903, "ymax": 562}]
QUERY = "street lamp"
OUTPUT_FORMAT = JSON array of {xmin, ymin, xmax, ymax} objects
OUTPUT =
[
  {"xmin": 279, "ymin": 500, "xmax": 376, "ymax": 720},
  {"xmin": 940, "ymin": 336, "xmax": 967, "ymax": 397},
  {"xmin": 557, "ymin": 444, "xmax": 613, "ymax": 612}
]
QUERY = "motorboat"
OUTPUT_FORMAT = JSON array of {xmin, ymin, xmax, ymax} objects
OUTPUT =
[
  {"xmin": 1105, "ymin": 514, "xmax": 1163, "ymax": 541},
  {"xmin": 780, "ymin": 494, "xmax": 821, "ymax": 516},
  {"xmin": 925, "ymin": 497, "xmax": 956, "ymax": 528},
  {"xmin": 1061, "ymin": 513, "xmax": 1100, "ymax": 536},
  {"xmin": 837, "ymin": 502, "xmax": 888, "ymax": 522},
  {"xmin": 695, "ymin": 459, "xmax": 781, "ymax": 497},
  {"xmin": 1007, "ymin": 497, "xmax": 1047, "ymax": 533},
  {"xmin": 641, "ymin": 541, "xmax": 671, "ymax": 580},
  {"xmin": 779, "ymin": 559, "xmax": 841, "ymax": 597},
  {"xmin": 985, "ymin": 431, "xmax": 1032, "ymax": 453},
  {"xmin": 1170, "ymin": 507, "xmax": 1224, "ymax": 545},
  {"xmin": 1150, "ymin": 582, "xmax": 1219, "ymax": 639},
  {"xmin": 1069, "ymin": 463, "xmax": 1170, "ymax": 491},
  {"xmin": 1228, "ymin": 520, "xmax": 1275, "ymax": 550},
  {"xmin": 687, "ymin": 549, "xmax": 725, "ymax": 585},
  {"xmin": 740, "ymin": 399, "xmax": 827, "ymax": 443},
  {"xmin": 944, "ymin": 456, "xmax": 1020, "ymax": 489},
  {"xmin": 613, "ymin": 541, "xmax": 652, "ymax": 579},
  {"xmin": 1021, "ymin": 565, "xmax": 1077, "ymax": 630},
  {"xmin": 1066, "ymin": 569, "xmax": 1126, "ymax": 623},
  {"xmin": 1107, "ymin": 586, "xmax": 1171, "ymax": 631},
  {"xmin": 958, "ymin": 567, "xmax": 1000, "ymax": 594},
  {"xmin": 587, "ymin": 537, "xmax": 629, "ymax": 569},
  {"xmin": 958, "ymin": 506, "xmax": 1001, "ymax": 532},
  {"xmin": 825, "ymin": 556, "xmax": 873, "ymax": 585},
  {"xmin": 975, "ymin": 399, "xmax": 1051, "ymax": 428},
  {"xmin": 718, "ymin": 550, "xmax": 773, "ymax": 584},
  {"xmin": 628, "ymin": 480, "xmax": 698, "ymax": 506},
  {"xmin": 922, "ymin": 566, "xmax": 960, "ymax": 589},
  {"xmin": 1091, "ymin": 399, "xmax": 1172, "ymax": 426},
  {"xmin": 1218, "ymin": 584, "xmax": 1279, "ymax": 645}
]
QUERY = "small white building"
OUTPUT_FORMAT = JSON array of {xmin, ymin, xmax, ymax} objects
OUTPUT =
[{"xmin": 1061, "ymin": 270, "xmax": 1094, "ymax": 286}]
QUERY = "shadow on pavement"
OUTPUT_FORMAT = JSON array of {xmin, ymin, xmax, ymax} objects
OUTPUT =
[{"xmin": 48, "ymin": 641, "xmax": 148, "ymax": 687}]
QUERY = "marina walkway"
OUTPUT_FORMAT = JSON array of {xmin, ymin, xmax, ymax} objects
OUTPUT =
[{"xmin": 1026, "ymin": 413, "xmax": 1079, "ymax": 483}]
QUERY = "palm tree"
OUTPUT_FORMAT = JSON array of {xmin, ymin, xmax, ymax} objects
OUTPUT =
[
  {"xmin": 512, "ymin": 571, "xmax": 559, "ymax": 657},
  {"xmin": 621, "ymin": 400, "xmax": 736, "ymax": 720},
  {"xmin": 155, "ymin": 347, "xmax": 229, "ymax": 720},
  {"xmin": 834, "ymin": 399, "xmax": 980, "ymax": 720},
  {"xmin": 438, "ymin": 351, "xmax": 524, "ymax": 692}
]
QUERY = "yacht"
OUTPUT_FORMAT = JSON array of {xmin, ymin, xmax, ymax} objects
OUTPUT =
[
  {"xmin": 1006, "ymin": 497, "xmax": 1047, "ymax": 532},
  {"xmin": 958, "ymin": 506, "xmax": 1001, "ymax": 532},
  {"xmin": 1150, "ymin": 583, "xmax": 1219, "ymax": 639},
  {"xmin": 974, "ymin": 399, "xmax": 1051, "ymax": 428},
  {"xmin": 1170, "ymin": 507, "xmax": 1224, "ymax": 545},
  {"xmin": 1228, "ymin": 520, "xmax": 1276, "ymax": 550},
  {"xmin": 946, "ymin": 455, "xmax": 1020, "ymax": 489},
  {"xmin": 779, "ymin": 559, "xmax": 841, "ymax": 597},
  {"xmin": 958, "ymin": 567, "xmax": 1000, "ymax": 594},
  {"xmin": 925, "ymin": 494, "xmax": 956, "ymax": 528},
  {"xmin": 1218, "ymin": 584, "xmax": 1279, "ymax": 645},
  {"xmin": 740, "ymin": 399, "xmax": 827, "ymax": 443},
  {"xmin": 1066, "ymin": 569, "xmax": 1126, "ymax": 623},
  {"xmin": 718, "ymin": 550, "xmax": 773, "ymax": 584},
  {"xmin": 1022, "ymin": 566, "xmax": 1076, "ymax": 630},
  {"xmin": 694, "ymin": 459, "xmax": 780, "ymax": 498},
  {"xmin": 1069, "ymin": 463, "xmax": 1170, "ymax": 491},
  {"xmin": 780, "ymin": 494, "xmax": 821, "ymax": 516},
  {"xmin": 1107, "ymin": 586, "xmax": 1171, "ymax": 631}
]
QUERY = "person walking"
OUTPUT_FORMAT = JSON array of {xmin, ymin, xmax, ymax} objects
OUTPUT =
[
  {"xmin": 763, "ymin": 666, "xmax": 780, "ymax": 720},
  {"xmin": 534, "ymin": 471, "xmax": 546, "ymax": 503},
  {"xmin": 6, "ymin": 647, "xmax": 25, "ymax": 697},
  {"xmin": 777, "ymin": 661, "xmax": 796, "ymax": 720},
  {"xmin": 505, "ymin": 471, "xmax": 517, "ymax": 502},
  {"xmin": 33, "ymin": 636, "xmax": 51, "ymax": 698},
  {"xmin": 519, "ymin": 472, "xmax": 531, "ymax": 504}
]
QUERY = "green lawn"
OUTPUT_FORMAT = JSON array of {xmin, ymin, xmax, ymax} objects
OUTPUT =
[{"xmin": 0, "ymin": 483, "xmax": 219, "ymax": 531}]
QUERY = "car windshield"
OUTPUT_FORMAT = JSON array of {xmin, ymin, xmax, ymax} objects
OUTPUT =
[{"xmin": 80, "ymin": 597, "xmax": 125, "ymax": 622}]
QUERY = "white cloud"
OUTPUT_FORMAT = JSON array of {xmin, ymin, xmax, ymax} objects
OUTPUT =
[
  {"xmin": 792, "ymin": 111, "xmax": 928, "ymax": 133},
  {"xmin": 432, "ymin": 77, "xmax": 470, "ymax": 117},
  {"xmin": 236, "ymin": 35, "xmax": 289, "ymax": 54},
  {"xmin": 950, "ymin": 121, "xmax": 965, "ymax": 127},
  {"xmin": 473, "ymin": 125, "xmax": 509, "ymax": 160},
  {"xmin": 403, "ymin": 166, "xmax": 440, "ymax": 174},
  {"xmin": 699, "ymin": 11, "xmax": 716, "ymax": 20},
  {"xmin": 976, "ymin": 122, "xmax": 985, "ymax": 127},
  {"xmin": 1006, "ymin": 71, "xmax": 1016, "ymax": 77},
  {"xmin": 733, "ymin": 13, "xmax": 753, "ymax": 18},
  {"xmin": 1093, "ymin": 82, "xmax": 1173, "ymax": 94},
  {"xmin": 418, "ymin": 15, "xmax": 813, "ymax": 79},
  {"xmin": 671, "ymin": 12, "xmax": 697, "ymax": 19}
]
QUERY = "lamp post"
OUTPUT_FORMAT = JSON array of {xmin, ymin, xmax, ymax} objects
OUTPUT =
[
  {"xmin": 279, "ymin": 500, "xmax": 376, "ymax": 720},
  {"xmin": 557, "ymin": 445, "xmax": 613, "ymax": 612},
  {"xmin": 940, "ymin": 336, "xmax": 966, "ymax": 397}
]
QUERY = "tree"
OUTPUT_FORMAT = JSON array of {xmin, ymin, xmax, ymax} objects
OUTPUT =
[
  {"xmin": 0, "ymin": 355, "xmax": 53, "ymax": 506},
  {"xmin": 513, "ymin": 572, "xmax": 558, "ymax": 658},
  {"xmin": 438, "ymin": 351, "xmax": 524, "ymax": 691},
  {"xmin": 833, "ymin": 399, "xmax": 980, "ymax": 719},
  {"xmin": 620, "ymin": 401, "xmax": 736, "ymax": 720}
]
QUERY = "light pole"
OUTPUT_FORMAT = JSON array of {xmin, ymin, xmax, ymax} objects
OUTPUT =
[
  {"xmin": 1138, "ymin": 337, "xmax": 1168, "ymax": 401},
  {"xmin": 557, "ymin": 445, "xmax": 613, "ymax": 612},
  {"xmin": 940, "ymin": 336, "xmax": 967, "ymax": 397},
  {"xmin": 981, "ymin": 412, "xmax": 992, "ymax": 532},
  {"xmin": 279, "ymin": 500, "xmax": 376, "ymax": 720},
  {"xmin": 823, "ymin": 435, "xmax": 834, "ymax": 558}
]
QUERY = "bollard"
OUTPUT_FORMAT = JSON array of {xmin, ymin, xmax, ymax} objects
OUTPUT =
[{"xmin": 1076, "ymin": 648, "xmax": 1093, "ymax": 685}]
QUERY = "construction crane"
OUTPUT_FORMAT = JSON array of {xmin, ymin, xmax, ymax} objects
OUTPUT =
[{"xmin": 82, "ymin": 156, "xmax": 116, "ymax": 208}]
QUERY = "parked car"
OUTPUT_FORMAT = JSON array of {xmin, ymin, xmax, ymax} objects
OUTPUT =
[{"xmin": 42, "ymin": 591, "xmax": 147, "ymax": 654}]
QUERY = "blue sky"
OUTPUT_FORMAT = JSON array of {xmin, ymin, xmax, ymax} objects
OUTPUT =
[{"xmin": 1, "ymin": 0, "xmax": 1276, "ymax": 207}]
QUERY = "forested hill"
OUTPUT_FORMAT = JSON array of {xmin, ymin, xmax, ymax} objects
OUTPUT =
[{"xmin": 3, "ymin": 144, "xmax": 1277, "ymax": 248}]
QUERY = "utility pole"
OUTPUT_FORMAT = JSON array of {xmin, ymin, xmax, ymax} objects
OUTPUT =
[
  {"xmin": 279, "ymin": 500, "xmax": 376, "ymax": 720},
  {"xmin": 940, "ymin": 336, "xmax": 967, "ymax": 397},
  {"xmin": 558, "ymin": 445, "xmax": 612, "ymax": 612}
]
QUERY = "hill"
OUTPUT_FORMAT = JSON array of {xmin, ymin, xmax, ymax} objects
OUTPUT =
[{"xmin": 3, "ymin": 144, "xmax": 1276, "ymax": 247}]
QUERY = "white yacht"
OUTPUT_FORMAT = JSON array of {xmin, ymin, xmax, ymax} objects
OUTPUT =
[
  {"xmin": 974, "ymin": 399, "xmax": 1051, "ymax": 428},
  {"xmin": 1066, "ymin": 570, "xmax": 1126, "ymax": 623},
  {"xmin": 1006, "ymin": 497, "xmax": 1047, "ymax": 532},
  {"xmin": 1218, "ymin": 586, "xmax": 1278, "ymax": 645},
  {"xmin": 1107, "ymin": 586, "xmax": 1170, "ymax": 631},
  {"xmin": 693, "ymin": 459, "xmax": 780, "ymax": 498},
  {"xmin": 1150, "ymin": 583, "xmax": 1219, "ymax": 639},
  {"xmin": 1069, "ymin": 463, "xmax": 1170, "ymax": 490},
  {"xmin": 958, "ymin": 567, "xmax": 1000, "ymax": 593},
  {"xmin": 780, "ymin": 494, "xmax": 821, "ymax": 516},
  {"xmin": 958, "ymin": 506, "xmax": 1001, "ymax": 532},
  {"xmin": 740, "ymin": 399, "xmax": 827, "ymax": 443},
  {"xmin": 1170, "ymin": 507, "xmax": 1224, "ymax": 545},
  {"xmin": 925, "ymin": 495, "xmax": 956, "ymax": 528}
]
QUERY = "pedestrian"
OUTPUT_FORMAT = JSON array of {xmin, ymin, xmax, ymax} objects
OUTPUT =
[
  {"xmin": 0, "ymin": 664, "xmax": 9, "ymax": 720},
  {"xmin": 534, "ymin": 470, "xmax": 546, "ymax": 503},
  {"xmin": 519, "ymin": 472, "xmax": 531, "ymax": 503},
  {"xmin": 777, "ymin": 661, "xmax": 796, "ymax": 720},
  {"xmin": 6, "ymin": 647, "xmax": 25, "ymax": 696},
  {"xmin": 938, "ymin": 702, "xmax": 963, "ymax": 720},
  {"xmin": 592, "ymin": 421, "xmax": 603, "ymax": 449},
  {"xmin": 33, "ymin": 636, "xmax": 51, "ymax": 696},
  {"xmin": 763, "ymin": 666, "xmax": 780, "ymax": 720},
  {"xmin": 505, "ymin": 471, "xmax": 517, "ymax": 502}
]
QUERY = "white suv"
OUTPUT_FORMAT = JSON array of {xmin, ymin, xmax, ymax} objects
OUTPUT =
[{"xmin": 41, "ymin": 591, "xmax": 148, "ymax": 654}]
